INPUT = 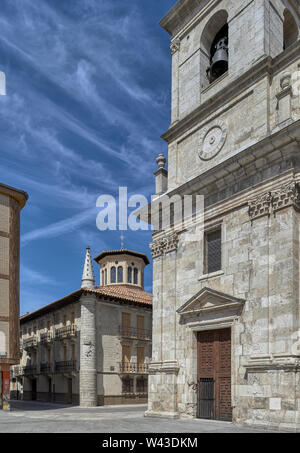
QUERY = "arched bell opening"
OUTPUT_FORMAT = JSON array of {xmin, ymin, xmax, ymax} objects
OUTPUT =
[
  {"xmin": 283, "ymin": 9, "xmax": 298, "ymax": 50},
  {"xmin": 200, "ymin": 10, "xmax": 229, "ymax": 90},
  {"xmin": 208, "ymin": 24, "xmax": 228, "ymax": 83}
]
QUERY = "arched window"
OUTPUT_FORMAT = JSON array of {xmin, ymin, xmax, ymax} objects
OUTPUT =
[
  {"xmin": 128, "ymin": 267, "xmax": 132, "ymax": 284},
  {"xmin": 105, "ymin": 269, "xmax": 107, "ymax": 285},
  {"xmin": 134, "ymin": 268, "xmax": 138, "ymax": 285},
  {"xmin": 111, "ymin": 266, "xmax": 116, "ymax": 284},
  {"xmin": 102, "ymin": 270, "xmax": 104, "ymax": 286},
  {"xmin": 200, "ymin": 10, "xmax": 229, "ymax": 89},
  {"xmin": 118, "ymin": 266, "xmax": 123, "ymax": 283},
  {"xmin": 283, "ymin": 10, "xmax": 298, "ymax": 50}
]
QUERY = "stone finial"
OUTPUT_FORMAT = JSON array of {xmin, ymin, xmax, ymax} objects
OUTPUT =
[
  {"xmin": 156, "ymin": 154, "xmax": 166, "ymax": 169},
  {"xmin": 81, "ymin": 246, "xmax": 95, "ymax": 289},
  {"xmin": 154, "ymin": 154, "xmax": 168, "ymax": 196}
]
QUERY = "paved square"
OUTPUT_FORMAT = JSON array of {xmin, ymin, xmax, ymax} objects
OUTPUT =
[{"xmin": 0, "ymin": 401, "xmax": 279, "ymax": 433}]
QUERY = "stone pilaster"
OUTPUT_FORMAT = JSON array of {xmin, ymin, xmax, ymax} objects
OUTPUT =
[{"xmin": 80, "ymin": 294, "xmax": 97, "ymax": 407}]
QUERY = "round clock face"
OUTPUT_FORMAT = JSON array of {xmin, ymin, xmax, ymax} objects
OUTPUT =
[{"xmin": 198, "ymin": 121, "xmax": 227, "ymax": 161}]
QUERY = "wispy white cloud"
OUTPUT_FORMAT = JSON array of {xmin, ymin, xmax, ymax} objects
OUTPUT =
[
  {"xmin": 0, "ymin": 0, "xmax": 171, "ymax": 313},
  {"xmin": 21, "ymin": 265, "xmax": 56, "ymax": 286},
  {"xmin": 21, "ymin": 207, "xmax": 97, "ymax": 246}
]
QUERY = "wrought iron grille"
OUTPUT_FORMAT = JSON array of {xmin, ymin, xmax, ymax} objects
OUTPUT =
[
  {"xmin": 136, "ymin": 376, "xmax": 148, "ymax": 393},
  {"xmin": 55, "ymin": 325, "xmax": 76, "ymax": 340},
  {"xmin": 205, "ymin": 229, "xmax": 222, "ymax": 274},
  {"xmin": 197, "ymin": 378, "xmax": 215, "ymax": 419},
  {"xmin": 23, "ymin": 337, "xmax": 37, "ymax": 349},
  {"xmin": 119, "ymin": 326, "xmax": 152, "ymax": 341},
  {"xmin": 23, "ymin": 365, "xmax": 37, "ymax": 376},
  {"xmin": 122, "ymin": 377, "xmax": 134, "ymax": 394},
  {"xmin": 40, "ymin": 332, "xmax": 52, "ymax": 344},
  {"xmin": 40, "ymin": 363, "xmax": 51, "ymax": 374},
  {"xmin": 55, "ymin": 360, "xmax": 76, "ymax": 373}
]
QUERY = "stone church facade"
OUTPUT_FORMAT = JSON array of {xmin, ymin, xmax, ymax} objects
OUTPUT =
[{"xmin": 146, "ymin": 0, "xmax": 300, "ymax": 432}]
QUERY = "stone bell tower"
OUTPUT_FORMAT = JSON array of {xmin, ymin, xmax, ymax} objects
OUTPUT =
[{"xmin": 146, "ymin": 0, "xmax": 300, "ymax": 432}]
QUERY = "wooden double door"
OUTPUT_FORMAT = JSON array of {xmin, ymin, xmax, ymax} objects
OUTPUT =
[{"xmin": 197, "ymin": 329, "xmax": 232, "ymax": 421}]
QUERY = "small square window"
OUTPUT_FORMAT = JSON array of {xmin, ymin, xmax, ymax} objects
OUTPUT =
[{"xmin": 205, "ymin": 229, "xmax": 222, "ymax": 274}]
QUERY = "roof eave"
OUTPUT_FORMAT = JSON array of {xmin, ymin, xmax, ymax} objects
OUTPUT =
[
  {"xmin": 159, "ymin": 0, "xmax": 210, "ymax": 36},
  {"xmin": 0, "ymin": 182, "xmax": 29, "ymax": 209}
]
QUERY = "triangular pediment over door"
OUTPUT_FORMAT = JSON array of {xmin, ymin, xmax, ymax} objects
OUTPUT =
[{"xmin": 177, "ymin": 287, "xmax": 245, "ymax": 331}]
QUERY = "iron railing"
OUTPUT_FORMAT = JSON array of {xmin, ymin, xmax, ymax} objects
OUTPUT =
[
  {"xmin": 55, "ymin": 360, "xmax": 77, "ymax": 373},
  {"xmin": 119, "ymin": 327, "xmax": 152, "ymax": 341},
  {"xmin": 23, "ymin": 365, "xmax": 37, "ymax": 376},
  {"xmin": 40, "ymin": 363, "xmax": 52, "ymax": 374},
  {"xmin": 22, "ymin": 337, "xmax": 38, "ymax": 349},
  {"xmin": 40, "ymin": 332, "xmax": 52, "ymax": 344},
  {"xmin": 119, "ymin": 362, "xmax": 149, "ymax": 374},
  {"xmin": 55, "ymin": 325, "xmax": 76, "ymax": 340}
]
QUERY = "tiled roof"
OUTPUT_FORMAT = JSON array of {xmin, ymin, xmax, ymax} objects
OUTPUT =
[
  {"xmin": 85, "ymin": 285, "xmax": 152, "ymax": 306},
  {"xmin": 20, "ymin": 285, "xmax": 152, "ymax": 323},
  {"xmin": 94, "ymin": 249, "xmax": 150, "ymax": 265}
]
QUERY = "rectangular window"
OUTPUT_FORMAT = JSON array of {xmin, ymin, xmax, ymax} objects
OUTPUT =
[
  {"xmin": 205, "ymin": 229, "xmax": 222, "ymax": 275},
  {"xmin": 137, "ymin": 315, "xmax": 144, "ymax": 332},
  {"xmin": 122, "ymin": 313, "xmax": 131, "ymax": 329}
]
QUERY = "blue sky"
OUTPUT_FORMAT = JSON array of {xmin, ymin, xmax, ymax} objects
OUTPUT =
[{"xmin": 0, "ymin": 0, "xmax": 175, "ymax": 315}]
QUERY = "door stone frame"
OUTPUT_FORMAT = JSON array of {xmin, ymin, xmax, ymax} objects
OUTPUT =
[{"xmin": 177, "ymin": 287, "xmax": 245, "ymax": 418}]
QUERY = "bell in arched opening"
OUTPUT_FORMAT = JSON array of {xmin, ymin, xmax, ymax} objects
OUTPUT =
[{"xmin": 207, "ymin": 24, "xmax": 229, "ymax": 83}]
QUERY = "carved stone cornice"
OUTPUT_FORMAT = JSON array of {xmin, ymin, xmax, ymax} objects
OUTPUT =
[
  {"xmin": 150, "ymin": 232, "xmax": 179, "ymax": 259},
  {"xmin": 170, "ymin": 39, "xmax": 180, "ymax": 55},
  {"xmin": 248, "ymin": 180, "xmax": 300, "ymax": 220}
]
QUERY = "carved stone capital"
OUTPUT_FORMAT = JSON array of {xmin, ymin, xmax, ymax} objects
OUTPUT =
[
  {"xmin": 248, "ymin": 192, "xmax": 272, "ymax": 220},
  {"xmin": 150, "ymin": 232, "xmax": 179, "ymax": 259},
  {"xmin": 248, "ymin": 180, "xmax": 300, "ymax": 220},
  {"xmin": 271, "ymin": 181, "xmax": 300, "ymax": 212},
  {"xmin": 170, "ymin": 39, "xmax": 180, "ymax": 55}
]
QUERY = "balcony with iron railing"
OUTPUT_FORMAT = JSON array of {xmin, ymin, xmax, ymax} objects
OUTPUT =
[
  {"xmin": 23, "ymin": 365, "xmax": 37, "ymax": 376},
  {"xmin": 40, "ymin": 332, "xmax": 52, "ymax": 344},
  {"xmin": 55, "ymin": 325, "xmax": 76, "ymax": 340},
  {"xmin": 55, "ymin": 360, "xmax": 77, "ymax": 374},
  {"xmin": 119, "ymin": 327, "xmax": 152, "ymax": 342},
  {"xmin": 22, "ymin": 336, "xmax": 38, "ymax": 350},
  {"xmin": 40, "ymin": 363, "xmax": 52, "ymax": 374},
  {"xmin": 119, "ymin": 362, "xmax": 149, "ymax": 374}
]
